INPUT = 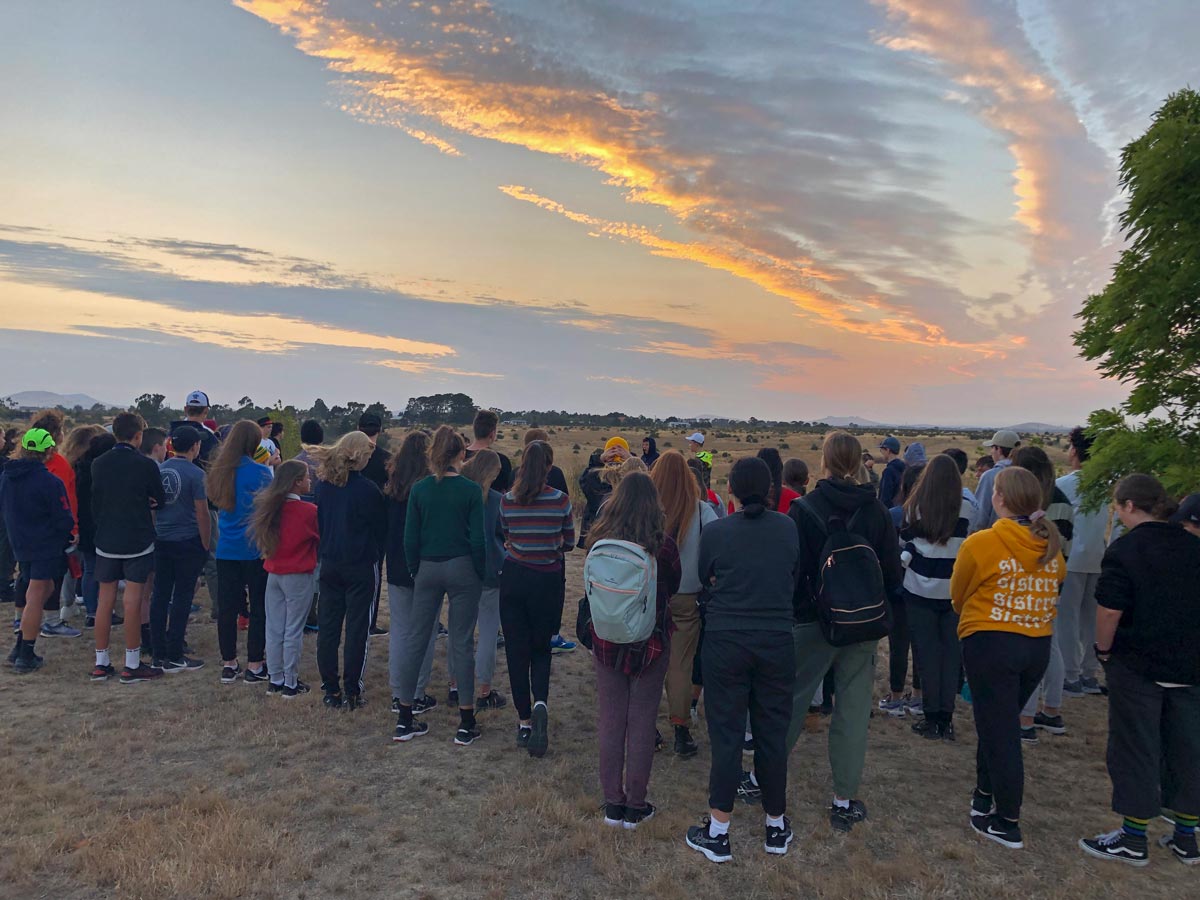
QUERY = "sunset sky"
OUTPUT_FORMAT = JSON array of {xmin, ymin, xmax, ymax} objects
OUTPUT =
[{"xmin": 2, "ymin": 1, "xmax": 1196, "ymax": 425}]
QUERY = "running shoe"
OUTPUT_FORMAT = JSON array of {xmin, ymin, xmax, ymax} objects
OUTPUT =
[{"xmin": 40, "ymin": 621, "xmax": 81, "ymax": 638}]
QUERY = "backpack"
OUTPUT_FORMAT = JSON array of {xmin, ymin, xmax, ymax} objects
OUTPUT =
[
  {"xmin": 799, "ymin": 496, "xmax": 891, "ymax": 647},
  {"xmin": 583, "ymin": 539, "xmax": 658, "ymax": 644}
]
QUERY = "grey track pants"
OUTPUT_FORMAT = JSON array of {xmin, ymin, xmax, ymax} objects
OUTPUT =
[
  {"xmin": 388, "ymin": 583, "xmax": 437, "ymax": 701},
  {"xmin": 265, "ymin": 571, "xmax": 316, "ymax": 688}
]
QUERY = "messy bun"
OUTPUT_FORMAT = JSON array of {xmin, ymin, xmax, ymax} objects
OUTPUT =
[{"xmin": 1114, "ymin": 473, "xmax": 1178, "ymax": 521}]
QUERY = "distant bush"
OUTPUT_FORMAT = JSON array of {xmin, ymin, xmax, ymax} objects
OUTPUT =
[
  {"xmin": 779, "ymin": 443, "xmax": 790, "ymax": 450},
  {"xmin": 663, "ymin": 441, "xmax": 673, "ymax": 448},
  {"xmin": 811, "ymin": 442, "xmax": 820, "ymax": 451},
  {"xmin": 573, "ymin": 443, "xmax": 581, "ymax": 450}
]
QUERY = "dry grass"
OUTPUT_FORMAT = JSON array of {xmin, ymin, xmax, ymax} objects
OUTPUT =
[{"xmin": 1, "ymin": 429, "xmax": 1183, "ymax": 900}]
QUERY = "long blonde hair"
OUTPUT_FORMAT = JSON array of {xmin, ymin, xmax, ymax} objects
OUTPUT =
[
  {"xmin": 994, "ymin": 466, "xmax": 1062, "ymax": 565},
  {"xmin": 462, "ymin": 449, "xmax": 500, "ymax": 499},
  {"xmin": 305, "ymin": 431, "xmax": 374, "ymax": 488},
  {"xmin": 602, "ymin": 456, "xmax": 646, "ymax": 489},
  {"xmin": 207, "ymin": 420, "xmax": 263, "ymax": 512},
  {"xmin": 650, "ymin": 450, "xmax": 699, "ymax": 541},
  {"xmin": 62, "ymin": 424, "xmax": 105, "ymax": 466},
  {"xmin": 249, "ymin": 460, "xmax": 308, "ymax": 559}
]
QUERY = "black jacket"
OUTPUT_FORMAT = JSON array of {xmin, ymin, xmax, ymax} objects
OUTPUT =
[
  {"xmin": 317, "ymin": 471, "xmax": 388, "ymax": 568},
  {"xmin": 698, "ymin": 509, "xmax": 800, "ymax": 633},
  {"xmin": 385, "ymin": 496, "xmax": 413, "ymax": 588},
  {"xmin": 0, "ymin": 458, "xmax": 74, "ymax": 561},
  {"xmin": 641, "ymin": 437, "xmax": 660, "ymax": 468},
  {"xmin": 789, "ymin": 477, "xmax": 903, "ymax": 624},
  {"xmin": 91, "ymin": 444, "xmax": 166, "ymax": 555},
  {"xmin": 73, "ymin": 449, "xmax": 106, "ymax": 555},
  {"xmin": 361, "ymin": 445, "xmax": 391, "ymax": 491},
  {"xmin": 1097, "ymin": 522, "xmax": 1200, "ymax": 685},
  {"xmin": 168, "ymin": 419, "xmax": 219, "ymax": 469}
]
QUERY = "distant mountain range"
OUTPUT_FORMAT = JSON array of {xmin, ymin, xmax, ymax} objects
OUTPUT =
[
  {"xmin": 5, "ymin": 390, "xmax": 109, "ymax": 409},
  {"xmin": 815, "ymin": 415, "xmax": 1070, "ymax": 434}
]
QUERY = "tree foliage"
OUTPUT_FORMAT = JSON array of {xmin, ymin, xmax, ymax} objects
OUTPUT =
[{"xmin": 1074, "ymin": 88, "xmax": 1200, "ymax": 508}]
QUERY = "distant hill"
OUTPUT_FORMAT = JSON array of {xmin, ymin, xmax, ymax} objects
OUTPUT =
[
  {"xmin": 6, "ymin": 390, "xmax": 109, "ymax": 410},
  {"xmin": 817, "ymin": 415, "xmax": 887, "ymax": 428},
  {"xmin": 1004, "ymin": 422, "xmax": 1072, "ymax": 435}
]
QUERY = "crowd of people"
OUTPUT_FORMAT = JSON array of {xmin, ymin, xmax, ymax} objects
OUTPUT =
[{"xmin": 1, "ymin": 397, "xmax": 1198, "ymax": 869}]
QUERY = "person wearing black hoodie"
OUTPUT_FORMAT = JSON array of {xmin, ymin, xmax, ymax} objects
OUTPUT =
[
  {"xmin": 641, "ymin": 437, "xmax": 660, "ymax": 469},
  {"xmin": 784, "ymin": 431, "xmax": 902, "ymax": 833},
  {"xmin": 1, "ymin": 428, "xmax": 75, "ymax": 673}
]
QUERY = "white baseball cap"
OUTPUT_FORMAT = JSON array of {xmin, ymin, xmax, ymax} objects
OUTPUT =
[
  {"xmin": 687, "ymin": 432, "xmax": 705, "ymax": 445},
  {"xmin": 185, "ymin": 390, "xmax": 210, "ymax": 407}
]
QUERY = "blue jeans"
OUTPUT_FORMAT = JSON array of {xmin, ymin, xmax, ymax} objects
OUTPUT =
[
  {"xmin": 151, "ymin": 537, "xmax": 207, "ymax": 660},
  {"xmin": 82, "ymin": 551, "xmax": 99, "ymax": 616}
]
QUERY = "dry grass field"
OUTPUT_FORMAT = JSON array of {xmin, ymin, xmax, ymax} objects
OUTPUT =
[{"xmin": 3, "ymin": 427, "xmax": 1191, "ymax": 900}]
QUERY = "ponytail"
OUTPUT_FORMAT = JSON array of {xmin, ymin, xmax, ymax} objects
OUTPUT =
[
  {"xmin": 1028, "ymin": 512, "xmax": 1064, "ymax": 567},
  {"xmin": 996, "ymin": 467, "xmax": 1062, "ymax": 566},
  {"xmin": 729, "ymin": 457, "xmax": 771, "ymax": 520},
  {"xmin": 1114, "ymin": 473, "xmax": 1178, "ymax": 521}
]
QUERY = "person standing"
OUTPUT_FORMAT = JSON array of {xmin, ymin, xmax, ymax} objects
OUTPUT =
[
  {"xmin": 356, "ymin": 412, "xmax": 391, "ymax": 637},
  {"xmin": 1056, "ymin": 427, "xmax": 1107, "ymax": 697},
  {"xmin": 28, "ymin": 410, "xmax": 79, "ymax": 638},
  {"xmin": 461, "ymin": 450, "xmax": 507, "ymax": 711},
  {"xmin": 1, "ymin": 429, "xmax": 74, "ymax": 673},
  {"xmin": 74, "ymin": 432, "xmax": 115, "ymax": 627},
  {"xmin": 587, "ymin": 472, "xmax": 680, "ymax": 829},
  {"xmin": 394, "ymin": 426, "xmax": 485, "ymax": 745},
  {"xmin": 1079, "ymin": 475, "xmax": 1200, "ymax": 867},
  {"xmin": 972, "ymin": 430, "xmax": 1020, "ymax": 533},
  {"xmin": 207, "ymin": 420, "xmax": 273, "ymax": 685},
  {"xmin": 650, "ymin": 449, "xmax": 716, "ymax": 758},
  {"xmin": 684, "ymin": 457, "xmax": 799, "ymax": 863},
  {"xmin": 876, "ymin": 436, "xmax": 906, "ymax": 509},
  {"xmin": 149, "ymin": 426, "xmax": 209, "ymax": 671},
  {"xmin": 519, "ymin": 429, "xmax": 575, "ymax": 654},
  {"xmin": 498, "ymin": 441, "xmax": 575, "ymax": 757},
  {"xmin": 464, "ymin": 409, "xmax": 512, "ymax": 492},
  {"xmin": 686, "ymin": 432, "xmax": 713, "ymax": 471},
  {"xmin": 90, "ymin": 412, "xmax": 167, "ymax": 684},
  {"xmin": 640, "ymin": 437, "xmax": 660, "ymax": 469},
  {"xmin": 307, "ymin": 432, "xmax": 387, "ymax": 710},
  {"xmin": 170, "ymin": 391, "xmax": 221, "ymax": 619},
  {"xmin": 252, "ymin": 460, "xmax": 319, "ymax": 699},
  {"xmin": 952, "ymin": 466, "xmax": 1063, "ymax": 850}
]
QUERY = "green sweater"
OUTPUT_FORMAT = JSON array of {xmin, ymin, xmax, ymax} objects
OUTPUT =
[{"xmin": 404, "ymin": 474, "xmax": 485, "ymax": 578}]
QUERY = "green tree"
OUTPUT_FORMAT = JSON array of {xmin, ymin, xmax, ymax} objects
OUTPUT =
[{"xmin": 1074, "ymin": 88, "xmax": 1200, "ymax": 507}]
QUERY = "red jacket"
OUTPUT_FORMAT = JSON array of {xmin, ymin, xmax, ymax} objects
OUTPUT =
[
  {"xmin": 263, "ymin": 498, "xmax": 319, "ymax": 575},
  {"xmin": 47, "ymin": 451, "xmax": 78, "ymax": 538}
]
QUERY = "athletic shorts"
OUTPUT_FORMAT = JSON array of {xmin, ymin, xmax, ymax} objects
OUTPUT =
[
  {"xmin": 95, "ymin": 551, "xmax": 155, "ymax": 585},
  {"xmin": 19, "ymin": 556, "xmax": 68, "ymax": 582}
]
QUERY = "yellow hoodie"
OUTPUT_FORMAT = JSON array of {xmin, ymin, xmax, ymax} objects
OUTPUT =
[{"xmin": 950, "ymin": 517, "xmax": 1064, "ymax": 640}]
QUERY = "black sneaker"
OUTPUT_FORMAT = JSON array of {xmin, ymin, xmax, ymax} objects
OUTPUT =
[
  {"xmin": 830, "ymin": 799, "xmax": 868, "ymax": 833},
  {"xmin": 765, "ymin": 816, "xmax": 793, "ymax": 856},
  {"xmin": 90, "ymin": 663, "xmax": 116, "ymax": 682},
  {"xmin": 528, "ymin": 702, "xmax": 548, "ymax": 758},
  {"xmin": 243, "ymin": 666, "xmax": 270, "ymax": 684},
  {"xmin": 674, "ymin": 725, "xmax": 698, "ymax": 758},
  {"xmin": 737, "ymin": 770, "xmax": 762, "ymax": 805},
  {"xmin": 267, "ymin": 681, "xmax": 285, "ymax": 695},
  {"xmin": 454, "ymin": 724, "xmax": 481, "ymax": 746},
  {"xmin": 623, "ymin": 803, "xmax": 656, "ymax": 831},
  {"xmin": 120, "ymin": 664, "xmax": 163, "ymax": 684},
  {"xmin": 517, "ymin": 725, "xmax": 532, "ymax": 748},
  {"xmin": 603, "ymin": 803, "xmax": 625, "ymax": 828},
  {"xmin": 447, "ymin": 684, "xmax": 459, "ymax": 707},
  {"xmin": 322, "ymin": 692, "xmax": 344, "ymax": 709},
  {"xmin": 686, "ymin": 817, "xmax": 732, "ymax": 864},
  {"xmin": 346, "ymin": 694, "xmax": 366, "ymax": 711},
  {"xmin": 475, "ymin": 690, "xmax": 508, "ymax": 711},
  {"xmin": 282, "ymin": 681, "xmax": 310, "ymax": 699},
  {"xmin": 654, "ymin": 729, "xmax": 664, "ymax": 752},
  {"xmin": 1080, "ymin": 829, "xmax": 1148, "ymax": 866},
  {"xmin": 412, "ymin": 694, "xmax": 438, "ymax": 715},
  {"xmin": 1020, "ymin": 726, "xmax": 1039, "ymax": 744},
  {"xmin": 220, "ymin": 664, "xmax": 242, "ymax": 684},
  {"xmin": 1033, "ymin": 712, "xmax": 1066, "ymax": 735},
  {"xmin": 970, "ymin": 789, "xmax": 995, "ymax": 819},
  {"xmin": 13, "ymin": 653, "xmax": 44, "ymax": 674},
  {"xmin": 1159, "ymin": 832, "xmax": 1200, "ymax": 866},
  {"xmin": 84, "ymin": 616, "xmax": 96, "ymax": 629},
  {"xmin": 911, "ymin": 718, "xmax": 942, "ymax": 739},
  {"xmin": 6, "ymin": 641, "xmax": 20, "ymax": 666},
  {"xmin": 393, "ymin": 718, "xmax": 429, "ymax": 742},
  {"xmin": 368, "ymin": 625, "xmax": 388, "ymax": 637},
  {"xmin": 161, "ymin": 656, "xmax": 205, "ymax": 673},
  {"xmin": 972, "ymin": 813, "xmax": 1024, "ymax": 849},
  {"xmin": 942, "ymin": 720, "xmax": 957, "ymax": 742}
]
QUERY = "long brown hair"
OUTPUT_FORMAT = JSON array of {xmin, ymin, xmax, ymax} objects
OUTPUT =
[
  {"xmin": 995, "ymin": 466, "xmax": 1063, "ymax": 565},
  {"xmin": 650, "ymin": 449, "xmax": 699, "ymax": 540},
  {"xmin": 385, "ymin": 431, "xmax": 431, "ymax": 503},
  {"xmin": 429, "ymin": 425, "xmax": 465, "ymax": 481},
  {"xmin": 822, "ymin": 431, "xmax": 862, "ymax": 481},
  {"xmin": 1010, "ymin": 446, "xmax": 1056, "ymax": 509},
  {"xmin": 462, "ymin": 449, "xmax": 501, "ymax": 500},
  {"xmin": 61, "ymin": 425, "xmax": 105, "ymax": 466},
  {"xmin": 249, "ymin": 460, "xmax": 308, "ymax": 559},
  {"xmin": 306, "ymin": 431, "xmax": 373, "ymax": 488},
  {"xmin": 903, "ymin": 454, "xmax": 962, "ymax": 545},
  {"xmin": 207, "ymin": 419, "xmax": 263, "ymax": 512},
  {"xmin": 587, "ymin": 472, "xmax": 664, "ymax": 555},
  {"xmin": 512, "ymin": 441, "xmax": 551, "ymax": 504}
]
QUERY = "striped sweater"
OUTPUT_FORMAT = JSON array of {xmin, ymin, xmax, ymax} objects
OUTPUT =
[
  {"xmin": 1048, "ymin": 486, "xmax": 1075, "ymax": 562},
  {"xmin": 500, "ymin": 487, "xmax": 575, "ymax": 571},
  {"xmin": 899, "ymin": 496, "xmax": 975, "ymax": 600}
]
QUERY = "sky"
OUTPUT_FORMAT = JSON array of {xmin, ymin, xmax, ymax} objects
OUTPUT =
[{"xmin": 1, "ymin": 0, "xmax": 1196, "ymax": 426}]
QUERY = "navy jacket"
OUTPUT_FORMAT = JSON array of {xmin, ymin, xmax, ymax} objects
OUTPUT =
[
  {"xmin": 878, "ymin": 458, "xmax": 906, "ymax": 509},
  {"xmin": 0, "ymin": 458, "xmax": 75, "ymax": 561},
  {"xmin": 317, "ymin": 471, "xmax": 387, "ymax": 568}
]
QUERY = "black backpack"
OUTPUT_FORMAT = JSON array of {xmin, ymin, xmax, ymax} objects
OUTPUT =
[{"xmin": 799, "ymin": 495, "xmax": 891, "ymax": 647}]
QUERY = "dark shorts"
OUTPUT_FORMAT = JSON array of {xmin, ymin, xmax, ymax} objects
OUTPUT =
[
  {"xmin": 95, "ymin": 551, "xmax": 155, "ymax": 585},
  {"xmin": 19, "ymin": 556, "xmax": 67, "ymax": 582}
]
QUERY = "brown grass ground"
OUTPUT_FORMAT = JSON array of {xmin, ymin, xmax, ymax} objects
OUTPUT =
[{"xmin": 3, "ymin": 429, "xmax": 1187, "ymax": 900}]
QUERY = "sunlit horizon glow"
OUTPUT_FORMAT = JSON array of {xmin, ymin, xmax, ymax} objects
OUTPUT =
[{"xmin": 2, "ymin": 1, "xmax": 1196, "ymax": 425}]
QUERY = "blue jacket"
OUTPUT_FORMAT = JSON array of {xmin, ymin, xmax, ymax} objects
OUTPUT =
[
  {"xmin": 0, "ymin": 458, "xmax": 75, "ymax": 561},
  {"xmin": 317, "ymin": 471, "xmax": 387, "ymax": 568},
  {"xmin": 216, "ymin": 456, "xmax": 273, "ymax": 560},
  {"xmin": 878, "ymin": 458, "xmax": 906, "ymax": 508}
]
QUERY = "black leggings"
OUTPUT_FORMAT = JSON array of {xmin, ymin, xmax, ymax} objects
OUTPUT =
[
  {"xmin": 499, "ymin": 561, "xmax": 563, "ymax": 721},
  {"xmin": 888, "ymin": 591, "xmax": 921, "ymax": 694},
  {"xmin": 907, "ymin": 595, "xmax": 959, "ymax": 720},
  {"xmin": 216, "ymin": 558, "xmax": 267, "ymax": 664}
]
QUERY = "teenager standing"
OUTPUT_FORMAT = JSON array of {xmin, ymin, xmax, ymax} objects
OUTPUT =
[
  {"xmin": 587, "ymin": 472, "xmax": 680, "ymax": 829},
  {"xmin": 208, "ymin": 420, "xmax": 273, "ymax": 685},
  {"xmin": 952, "ymin": 466, "xmax": 1064, "ymax": 850},
  {"xmin": 460, "ymin": 450, "xmax": 507, "ymax": 711},
  {"xmin": 1079, "ymin": 475, "xmax": 1200, "ymax": 866},
  {"xmin": 307, "ymin": 432, "xmax": 387, "ymax": 710},
  {"xmin": 394, "ymin": 426, "xmax": 484, "ymax": 745},
  {"xmin": 498, "ymin": 441, "xmax": 575, "ymax": 757},
  {"xmin": 685, "ymin": 457, "xmax": 799, "ymax": 863},
  {"xmin": 75, "ymin": 432, "xmax": 115, "ymax": 627}
]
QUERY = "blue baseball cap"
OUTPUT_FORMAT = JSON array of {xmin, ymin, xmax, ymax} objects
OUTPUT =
[{"xmin": 879, "ymin": 436, "xmax": 901, "ymax": 453}]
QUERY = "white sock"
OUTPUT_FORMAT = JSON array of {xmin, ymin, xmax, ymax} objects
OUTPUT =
[
  {"xmin": 125, "ymin": 648, "xmax": 140, "ymax": 670},
  {"xmin": 766, "ymin": 814, "xmax": 785, "ymax": 829},
  {"xmin": 96, "ymin": 648, "xmax": 110, "ymax": 667},
  {"xmin": 833, "ymin": 797, "xmax": 850, "ymax": 809},
  {"xmin": 708, "ymin": 818, "xmax": 730, "ymax": 837},
  {"xmin": 534, "ymin": 700, "xmax": 547, "ymax": 710},
  {"xmin": 744, "ymin": 731, "xmax": 753, "ymax": 741}
]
